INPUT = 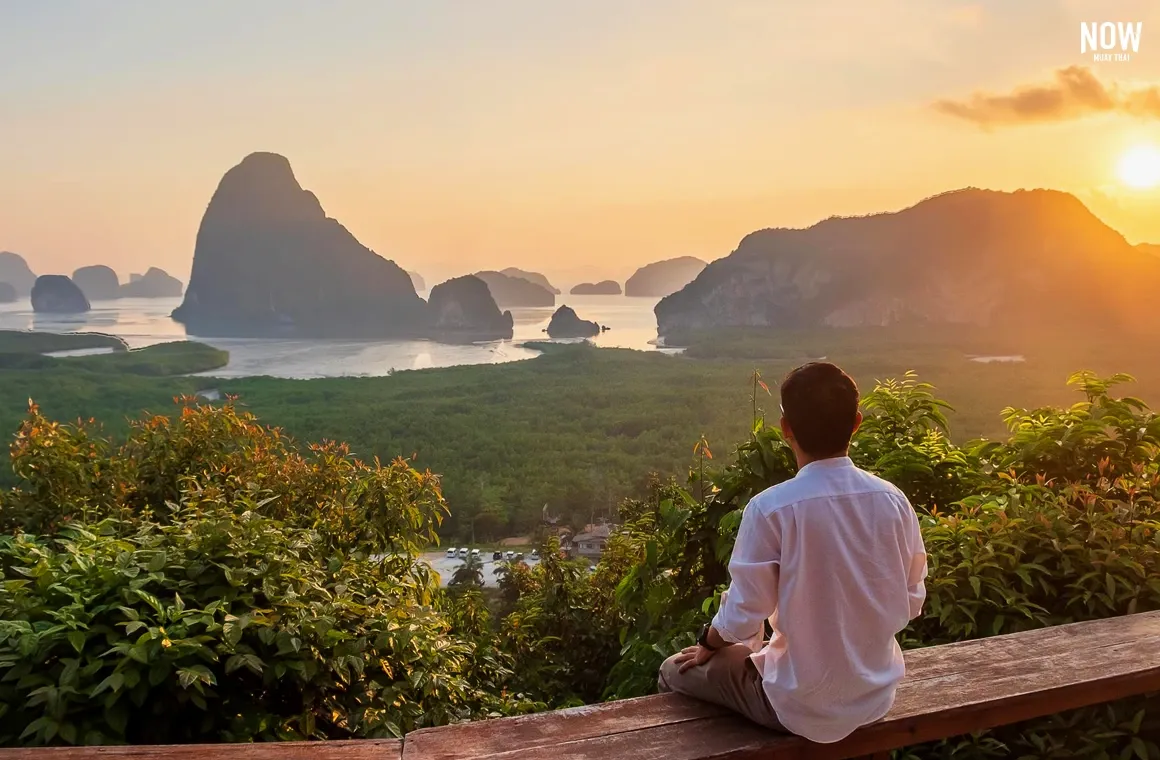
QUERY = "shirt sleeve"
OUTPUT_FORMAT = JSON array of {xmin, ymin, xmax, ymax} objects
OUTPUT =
[
  {"xmin": 712, "ymin": 498, "xmax": 781, "ymax": 650},
  {"xmin": 903, "ymin": 497, "xmax": 928, "ymax": 620}
]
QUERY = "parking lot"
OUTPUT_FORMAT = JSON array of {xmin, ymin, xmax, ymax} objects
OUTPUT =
[{"xmin": 420, "ymin": 549, "xmax": 541, "ymax": 588}]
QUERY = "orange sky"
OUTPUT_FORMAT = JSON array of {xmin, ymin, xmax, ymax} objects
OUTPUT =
[{"xmin": 2, "ymin": 0, "xmax": 1160, "ymax": 287}]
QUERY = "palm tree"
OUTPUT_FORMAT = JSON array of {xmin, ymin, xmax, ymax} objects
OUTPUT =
[{"xmin": 449, "ymin": 553, "xmax": 484, "ymax": 588}]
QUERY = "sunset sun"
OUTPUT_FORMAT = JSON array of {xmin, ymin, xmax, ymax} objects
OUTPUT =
[{"xmin": 1117, "ymin": 144, "xmax": 1160, "ymax": 189}]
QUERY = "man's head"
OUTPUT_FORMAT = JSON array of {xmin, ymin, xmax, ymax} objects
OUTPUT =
[{"xmin": 779, "ymin": 362, "xmax": 861, "ymax": 462}]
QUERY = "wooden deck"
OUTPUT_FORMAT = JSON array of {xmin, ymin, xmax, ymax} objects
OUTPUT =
[{"xmin": 4, "ymin": 612, "xmax": 1160, "ymax": 760}]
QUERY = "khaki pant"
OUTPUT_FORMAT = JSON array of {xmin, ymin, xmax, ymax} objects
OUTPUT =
[{"xmin": 657, "ymin": 645, "xmax": 785, "ymax": 731}]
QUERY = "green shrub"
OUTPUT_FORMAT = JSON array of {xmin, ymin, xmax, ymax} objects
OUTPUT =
[{"xmin": 0, "ymin": 401, "xmax": 504, "ymax": 745}]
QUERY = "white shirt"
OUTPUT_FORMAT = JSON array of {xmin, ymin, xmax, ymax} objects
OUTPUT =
[{"xmin": 711, "ymin": 456, "xmax": 928, "ymax": 743}]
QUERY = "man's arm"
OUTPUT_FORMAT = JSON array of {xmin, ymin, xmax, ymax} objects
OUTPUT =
[
  {"xmin": 904, "ymin": 498, "xmax": 928, "ymax": 620},
  {"xmin": 710, "ymin": 498, "xmax": 781, "ymax": 650}
]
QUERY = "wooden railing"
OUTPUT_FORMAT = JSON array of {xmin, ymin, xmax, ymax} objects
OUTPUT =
[{"xmin": 4, "ymin": 611, "xmax": 1160, "ymax": 759}]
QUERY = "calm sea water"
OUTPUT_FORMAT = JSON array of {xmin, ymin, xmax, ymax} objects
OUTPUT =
[{"xmin": 0, "ymin": 294, "xmax": 669, "ymax": 379}]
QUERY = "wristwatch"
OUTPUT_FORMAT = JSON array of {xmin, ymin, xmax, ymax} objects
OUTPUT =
[{"xmin": 697, "ymin": 623, "xmax": 720, "ymax": 651}]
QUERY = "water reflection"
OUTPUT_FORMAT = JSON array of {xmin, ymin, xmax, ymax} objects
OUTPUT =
[{"xmin": 0, "ymin": 294, "xmax": 664, "ymax": 378}]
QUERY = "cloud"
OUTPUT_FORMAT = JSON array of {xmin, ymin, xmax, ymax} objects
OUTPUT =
[{"xmin": 933, "ymin": 66, "xmax": 1160, "ymax": 127}]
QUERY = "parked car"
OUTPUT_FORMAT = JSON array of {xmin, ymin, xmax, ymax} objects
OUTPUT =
[
  {"xmin": 531, "ymin": 549, "xmax": 539, "ymax": 557},
  {"xmin": 492, "ymin": 551, "xmax": 503, "ymax": 560},
  {"xmin": 471, "ymin": 548, "xmax": 480, "ymax": 557},
  {"xmin": 515, "ymin": 553, "xmax": 525, "ymax": 562},
  {"xmin": 505, "ymin": 551, "xmax": 515, "ymax": 560},
  {"xmin": 458, "ymin": 548, "xmax": 469, "ymax": 558},
  {"xmin": 446, "ymin": 547, "xmax": 457, "ymax": 558}
]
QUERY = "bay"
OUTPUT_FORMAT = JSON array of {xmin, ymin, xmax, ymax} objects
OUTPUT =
[{"xmin": 0, "ymin": 294, "xmax": 669, "ymax": 379}]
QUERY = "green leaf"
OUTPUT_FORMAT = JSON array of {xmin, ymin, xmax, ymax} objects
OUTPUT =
[
  {"xmin": 105, "ymin": 705, "xmax": 129, "ymax": 736},
  {"xmin": 223, "ymin": 621, "xmax": 242, "ymax": 648},
  {"xmin": 123, "ymin": 621, "xmax": 146, "ymax": 635},
  {"xmin": 19, "ymin": 716, "xmax": 49, "ymax": 740},
  {"xmin": 90, "ymin": 672, "xmax": 124, "ymax": 697},
  {"xmin": 148, "ymin": 661, "xmax": 170, "ymax": 686},
  {"xmin": 59, "ymin": 658, "xmax": 80, "ymax": 688},
  {"xmin": 67, "ymin": 630, "xmax": 86, "ymax": 654},
  {"xmin": 177, "ymin": 664, "xmax": 216, "ymax": 689}
]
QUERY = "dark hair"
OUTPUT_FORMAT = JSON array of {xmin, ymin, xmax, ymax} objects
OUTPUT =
[{"xmin": 779, "ymin": 362, "xmax": 859, "ymax": 457}]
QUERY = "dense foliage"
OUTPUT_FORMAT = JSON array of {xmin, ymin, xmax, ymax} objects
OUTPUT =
[
  {"xmin": 455, "ymin": 371, "xmax": 1160, "ymax": 758},
  {"xmin": 0, "ymin": 401, "xmax": 511, "ymax": 745},
  {"xmin": 0, "ymin": 330, "xmax": 127, "ymax": 354},
  {"xmin": 59, "ymin": 341, "xmax": 229, "ymax": 376},
  {"xmin": 6, "ymin": 369, "xmax": 1160, "ymax": 755}
]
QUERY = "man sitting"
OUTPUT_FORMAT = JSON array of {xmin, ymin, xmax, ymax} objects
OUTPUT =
[{"xmin": 658, "ymin": 362, "xmax": 928, "ymax": 743}]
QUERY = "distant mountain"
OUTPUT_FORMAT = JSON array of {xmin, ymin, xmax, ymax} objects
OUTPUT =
[
  {"xmin": 474, "ymin": 271, "xmax": 555, "ymax": 308},
  {"xmin": 72, "ymin": 265, "xmax": 120, "ymax": 301},
  {"xmin": 0, "ymin": 252, "xmax": 37, "ymax": 297},
  {"xmin": 0, "ymin": 282, "xmax": 16, "ymax": 303},
  {"xmin": 408, "ymin": 271, "xmax": 426, "ymax": 291},
  {"xmin": 120, "ymin": 267, "xmax": 183, "ymax": 298},
  {"xmin": 31, "ymin": 275, "xmax": 89, "ymax": 314},
  {"xmin": 625, "ymin": 257, "xmax": 706, "ymax": 297},
  {"xmin": 173, "ymin": 152, "xmax": 428, "ymax": 337},
  {"xmin": 656, "ymin": 188, "xmax": 1160, "ymax": 336},
  {"xmin": 500, "ymin": 267, "xmax": 560, "ymax": 295},
  {"xmin": 570, "ymin": 280, "xmax": 621, "ymax": 295}
]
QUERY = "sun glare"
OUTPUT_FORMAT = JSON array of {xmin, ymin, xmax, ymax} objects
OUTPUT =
[{"xmin": 1117, "ymin": 144, "xmax": 1160, "ymax": 189}]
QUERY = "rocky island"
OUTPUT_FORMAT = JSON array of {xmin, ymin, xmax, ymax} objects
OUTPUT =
[
  {"xmin": 0, "ymin": 252, "xmax": 37, "ymax": 297},
  {"xmin": 172, "ymin": 152, "xmax": 429, "ymax": 338},
  {"xmin": 546, "ymin": 305, "xmax": 602, "ymax": 338},
  {"xmin": 172, "ymin": 152, "xmax": 516, "ymax": 341},
  {"xmin": 570, "ymin": 280, "xmax": 621, "ymax": 295},
  {"xmin": 72, "ymin": 265, "xmax": 121, "ymax": 301},
  {"xmin": 120, "ymin": 267, "xmax": 183, "ymax": 298},
  {"xmin": 500, "ymin": 267, "xmax": 560, "ymax": 294},
  {"xmin": 624, "ymin": 256, "xmax": 706, "ymax": 297},
  {"xmin": 655, "ymin": 188, "xmax": 1160, "ymax": 337},
  {"xmin": 474, "ymin": 270, "xmax": 555, "ymax": 308},
  {"xmin": 428, "ymin": 275, "xmax": 514, "ymax": 340},
  {"xmin": 31, "ymin": 275, "xmax": 90, "ymax": 313}
]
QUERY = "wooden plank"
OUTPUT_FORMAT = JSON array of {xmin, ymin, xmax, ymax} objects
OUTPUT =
[
  {"xmin": 0, "ymin": 739, "xmax": 401, "ymax": 760},
  {"xmin": 402, "ymin": 694, "xmax": 728, "ymax": 760},
  {"xmin": 7, "ymin": 613, "xmax": 1160, "ymax": 760},
  {"xmin": 403, "ymin": 611, "xmax": 1160, "ymax": 760},
  {"xmin": 541, "ymin": 634, "xmax": 1160, "ymax": 760}
]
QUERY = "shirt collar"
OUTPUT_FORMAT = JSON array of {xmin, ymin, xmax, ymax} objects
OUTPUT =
[{"xmin": 796, "ymin": 456, "xmax": 854, "ymax": 477}]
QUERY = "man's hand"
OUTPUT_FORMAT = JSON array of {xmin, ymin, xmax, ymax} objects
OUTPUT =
[{"xmin": 673, "ymin": 644, "xmax": 718, "ymax": 673}]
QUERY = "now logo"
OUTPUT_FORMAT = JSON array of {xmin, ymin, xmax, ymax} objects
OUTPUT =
[{"xmin": 1080, "ymin": 22, "xmax": 1143, "ymax": 61}]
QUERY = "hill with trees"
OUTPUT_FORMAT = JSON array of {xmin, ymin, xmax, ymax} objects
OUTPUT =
[
  {"xmin": 473, "ymin": 270, "xmax": 555, "ymax": 307},
  {"xmin": 657, "ymin": 189, "xmax": 1160, "ymax": 337},
  {"xmin": 499, "ymin": 267, "xmax": 560, "ymax": 294},
  {"xmin": 624, "ymin": 256, "xmax": 706, "ymax": 297}
]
